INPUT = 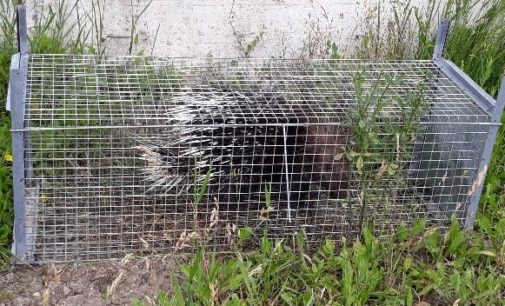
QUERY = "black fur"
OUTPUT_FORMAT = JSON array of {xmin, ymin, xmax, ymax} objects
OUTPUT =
[{"xmin": 136, "ymin": 86, "xmax": 347, "ymax": 210}]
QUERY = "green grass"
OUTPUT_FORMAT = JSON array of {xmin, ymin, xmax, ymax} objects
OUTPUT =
[
  {"xmin": 0, "ymin": 0, "xmax": 17, "ymax": 266},
  {"xmin": 132, "ymin": 220, "xmax": 505, "ymax": 305},
  {"xmin": 0, "ymin": 0, "xmax": 504, "ymax": 304}
]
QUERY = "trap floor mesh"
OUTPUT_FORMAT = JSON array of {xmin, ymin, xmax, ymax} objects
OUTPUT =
[{"xmin": 18, "ymin": 55, "xmax": 492, "ymax": 262}]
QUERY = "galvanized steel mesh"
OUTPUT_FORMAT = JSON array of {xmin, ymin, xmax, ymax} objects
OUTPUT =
[{"xmin": 20, "ymin": 54, "xmax": 492, "ymax": 262}]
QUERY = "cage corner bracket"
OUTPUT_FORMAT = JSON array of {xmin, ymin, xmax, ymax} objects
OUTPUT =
[
  {"xmin": 16, "ymin": 5, "xmax": 28, "ymax": 55},
  {"xmin": 433, "ymin": 18, "xmax": 451, "ymax": 61}
]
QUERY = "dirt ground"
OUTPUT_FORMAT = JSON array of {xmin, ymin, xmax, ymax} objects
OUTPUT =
[{"xmin": 0, "ymin": 256, "xmax": 179, "ymax": 306}]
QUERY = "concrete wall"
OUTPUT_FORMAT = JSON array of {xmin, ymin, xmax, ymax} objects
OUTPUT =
[{"xmin": 27, "ymin": 0, "xmax": 430, "ymax": 58}]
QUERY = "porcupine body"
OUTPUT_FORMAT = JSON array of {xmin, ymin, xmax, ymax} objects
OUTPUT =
[{"xmin": 135, "ymin": 85, "xmax": 348, "ymax": 212}]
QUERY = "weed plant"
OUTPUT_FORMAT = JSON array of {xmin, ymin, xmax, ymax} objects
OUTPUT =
[
  {"xmin": 343, "ymin": 72, "xmax": 429, "ymax": 232},
  {"xmin": 0, "ymin": 0, "xmax": 18, "ymax": 266},
  {"xmin": 133, "ymin": 218, "xmax": 505, "ymax": 305}
]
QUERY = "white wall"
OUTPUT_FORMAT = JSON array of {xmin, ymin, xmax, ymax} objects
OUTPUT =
[{"xmin": 27, "ymin": 0, "xmax": 431, "ymax": 58}]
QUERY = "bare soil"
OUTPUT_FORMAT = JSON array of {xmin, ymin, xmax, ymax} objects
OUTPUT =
[{"xmin": 0, "ymin": 256, "xmax": 179, "ymax": 306}]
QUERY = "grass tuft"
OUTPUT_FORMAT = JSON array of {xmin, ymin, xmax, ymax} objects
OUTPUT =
[{"xmin": 135, "ymin": 222, "xmax": 505, "ymax": 305}]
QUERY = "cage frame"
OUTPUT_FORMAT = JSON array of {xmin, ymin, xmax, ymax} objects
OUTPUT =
[{"xmin": 7, "ymin": 5, "xmax": 505, "ymax": 263}]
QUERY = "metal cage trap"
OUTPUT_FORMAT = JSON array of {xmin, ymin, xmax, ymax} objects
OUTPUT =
[{"xmin": 8, "ymin": 7, "xmax": 505, "ymax": 262}]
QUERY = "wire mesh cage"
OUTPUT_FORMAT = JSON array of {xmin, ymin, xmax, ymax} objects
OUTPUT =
[{"xmin": 8, "ymin": 11, "xmax": 505, "ymax": 262}]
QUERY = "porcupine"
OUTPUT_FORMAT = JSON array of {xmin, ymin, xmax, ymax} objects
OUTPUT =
[{"xmin": 135, "ymin": 84, "xmax": 348, "ymax": 214}]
